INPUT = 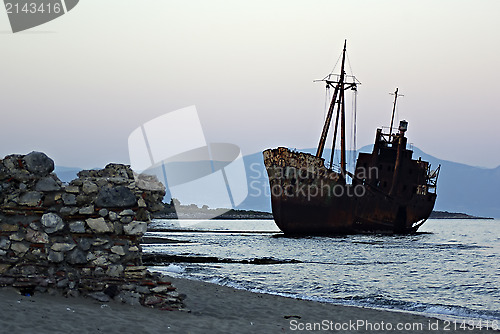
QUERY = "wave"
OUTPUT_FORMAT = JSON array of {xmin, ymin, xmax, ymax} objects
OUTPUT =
[{"xmin": 150, "ymin": 267, "xmax": 500, "ymax": 324}]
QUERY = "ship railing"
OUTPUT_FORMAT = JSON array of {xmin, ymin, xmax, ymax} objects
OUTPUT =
[
  {"xmin": 426, "ymin": 164, "xmax": 441, "ymax": 194},
  {"xmin": 327, "ymin": 162, "xmax": 342, "ymax": 174},
  {"xmin": 378, "ymin": 129, "xmax": 401, "ymax": 145}
]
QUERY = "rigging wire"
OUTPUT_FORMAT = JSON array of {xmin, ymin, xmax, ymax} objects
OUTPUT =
[
  {"xmin": 352, "ymin": 89, "xmax": 358, "ymax": 169},
  {"xmin": 327, "ymin": 52, "xmax": 343, "ymax": 77},
  {"xmin": 346, "ymin": 51, "xmax": 355, "ymax": 79},
  {"xmin": 324, "ymin": 85, "xmax": 330, "ymax": 121}
]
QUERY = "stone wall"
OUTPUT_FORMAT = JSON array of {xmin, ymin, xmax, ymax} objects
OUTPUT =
[{"xmin": 0, "ymin": 152, "xmax": 184, "ymax": 310}]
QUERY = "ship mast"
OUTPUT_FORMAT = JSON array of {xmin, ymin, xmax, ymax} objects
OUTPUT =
[
  {"xmin": 316, "ymin": 40, "xmax": 357, "ymax": 177},
  {"xmin": 389, "ymin": 88, "xmax": 403, "ymax": 136}
]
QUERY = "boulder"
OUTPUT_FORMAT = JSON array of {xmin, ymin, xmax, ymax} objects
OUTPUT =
[{"xmin": 24, "ymin": 151, "xmax": 54, "ymax": 176}]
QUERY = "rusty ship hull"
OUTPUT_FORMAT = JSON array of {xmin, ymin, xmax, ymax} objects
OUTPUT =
[
  {"xmin": 263, "ymin": 41, "xmax": 439, "ymax": 235},
  {"xmin": 264, "ymin": 134, "xmax": 438, "ymax": 235}
]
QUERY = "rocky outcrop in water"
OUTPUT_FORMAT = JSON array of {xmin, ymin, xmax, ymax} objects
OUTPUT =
[{"xmin": 0, "ymin": 152, "xmax": 185, "ymax": 310}]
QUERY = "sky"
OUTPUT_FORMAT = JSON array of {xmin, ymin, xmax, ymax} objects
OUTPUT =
[{"xmin": 1, "ymin": 0, "xmax": 499, "ymax": 169}]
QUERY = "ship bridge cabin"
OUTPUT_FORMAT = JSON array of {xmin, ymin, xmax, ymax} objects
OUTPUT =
[{"xmin": 354, "ymin": 120, "xmax": 435, "ymax": 200}]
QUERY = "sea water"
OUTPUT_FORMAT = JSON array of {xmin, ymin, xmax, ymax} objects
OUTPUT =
[{"xmin": 145, "ymin": 219, "xmax": 500, "ymax": 322}]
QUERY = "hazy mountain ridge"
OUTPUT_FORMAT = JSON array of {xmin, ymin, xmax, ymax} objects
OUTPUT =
[{"xmin": 55, "ymin": 147, "xmax": 500, "ymax": 218}]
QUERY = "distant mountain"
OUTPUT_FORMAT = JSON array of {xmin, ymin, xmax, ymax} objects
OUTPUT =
[
  {"xmin": 54, "ymin": 166, "xmax": 80, "ymax": 183},
  {"xmin": 54, "ymin": 146, "xmax": 500, "ymax": 218}
]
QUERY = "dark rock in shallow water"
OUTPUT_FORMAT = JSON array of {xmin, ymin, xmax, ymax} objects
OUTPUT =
[
  {"xmin": 24, "ymin": 151, "xmax": 54, "ymax": 176},
  {"xmin": 95, "ymin": 186, "xmax": 137, "ymax": 208}
]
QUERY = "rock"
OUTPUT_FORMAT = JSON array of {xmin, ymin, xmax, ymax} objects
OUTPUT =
[
  {"xmin": 98, "ymin": 208, "xmax": 108, "ymax": 217},
  {"xmin": 0, "ymin": 238, "xmax": 11, "ymax": 250},
  {"xmin": 86, "ymin": 218, "xmax": 113, "ymax": 233},
  {"xmin": 108, "ymin": 254, "xmax": 121, "ymax": 262},
  {"xmin": 65, "ymin": 186, "xmax": 80, "ymax": 193},
  {"xmin": 56, "ymin": 279, "xmax": 69, "ymax": 288},
  {"xmin": 26, "ymin": 229, "xmax": 49, "ymax": 244},
  {"xmin": 9, "ymin": 233, "xmax": 24, "ymax": 241},
  {"xmin": 62, "ymin": 193, "xmax": 77, "ymax": 206},
  {"xmin": 138, "ymin": 198, "xmax": 147, "ymax": 208},
  {"xmin": 60, "ymin": 206, "xmax": 79, "ymax": 216},
  {"xmin": 76, "ymin": 194, "xmax": 91, "ymax": 206},
  {"xmin": 120, "ymin": 216, "xmax": 133, "ymax": 223},
  {"xmin": 106, "ymin": 265, "xmax": 124, "ymax": 277},
  {"xmin": 0, "ymin": 264, "xmax": 11, "ymax": 274},
  {"xmin": 134, "ymin": 173, "xmax": 165, "ymax": 192},
  {"xmin": 24, "ymin": 151, "xmax": 54, "ymax": 176},
  {"xmin": 116, "ymin": 291, "xmax": 141, "ymax": 306},
  {"xmin": 92, "ymin": 256, "xmax": 110, "ymax": 266},
  {"xmin": 135, "ymin": 209, "xmax": 150, "ymax": 221},
  {"xmin": 51, "ymin": 243, "xmax": 76, "ymax": 252},
  {"xmin": 67, "ymin": 248, "xmax": 87, "ymax": 264},
  {"xmin": 19, "ymin": 191, "xmax": 42, "ymax": 206},
  {"xmin": 11, "ymin": 242, "xmax": 29, "ymax": 255},
  {"xmin": 110, "ymin": 245, "xmax": 126, "ymax": 256},
  {"xmin": 43, "ymin": 193, "xmax": 62, "ymax": 206},
  {"xmin": 77, "ymin": 238, "xmax": 92, "ymax": 251},
  {"xmin": 134, "ymin": 285, "xmax": 151, "ymax": 294},
  {"xmin": 123, "ymin": 222, "xmax": 148, "ymax": 236},
  {"xmin": 144, "ymin": 295, "xmax": 164, "ymax": 306},
  {"xmin": 48, "ymin": 251, "xmax": 64, "ymax": 263},
  {"xmin": 41, "ymin": 213, "xmax": 65, "ymax": 233},
  {"xmin": 0, "ymin": 249, "xmax": 6, "ymax": 256},
  {"xmin": 69, "ymin": 221, "xmax": 86, "ymax": 233},
  {"xmin": 66, "ymin": 289, "xmax": 80, "ymax": 298},
  {"xmin": 113, "ymin": 222, "xmax": 123, "ymax": 234},
  {"xmin": 93, "ymin": 267, "xmax": 105, "ymax": 277},
  {"xmin": 151, "ymin": 285, "xmax": 171, "ymax": 293},
  {"xmin": 92, "ymin": 238, "xmax": 108, "ymax": 246},
  {"xmin": 35, "ymin": 177, "xmax": 61, "ymax": 192},
  {"xmin": 86, "ymin": 251, "xmax": 97, "ymax": 261},
  {"xmin": 88, "ymin": 292, "xmax": 110, "ymax": 303},
  {"xmin": 79, "ymin": 205, "xmax": 94, "ymax": 215},
  {"xmin": 103, "ymin": 285, "xmax": 119, "ymax": 298},
  {"xmin": 0, "ymin": 223, "xmax": 18, "ymax": 232},
  {"xmin": 119, "ymin": 209, "xmax": 135, "ymax": 216},
  {"xmin": 129, "ymin": 246, "xmax": 139, "ymax": 252},
  {"xmin": 82, "ymin": 181, "xmax": 98, "ymax": 194},
  {"xmin": 108, "ymin": 211, "xmax": 119, "ymax": 221},
  {"xmin": 95, "ymin": 186, "xmax": 137, "ymax": 208},
  {"xmin": 29, "ymin": 222, "xmax": 40, "ymax": 231}
]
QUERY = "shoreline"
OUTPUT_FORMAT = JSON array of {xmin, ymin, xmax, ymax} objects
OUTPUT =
[{"xmin": 1, "ymin": 274, "xmax": 496, "ymax": 333}]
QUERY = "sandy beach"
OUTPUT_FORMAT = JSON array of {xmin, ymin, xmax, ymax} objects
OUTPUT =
[{"xmin": 0, "ymin": 275, "xmax": 496, "ymax": 334}]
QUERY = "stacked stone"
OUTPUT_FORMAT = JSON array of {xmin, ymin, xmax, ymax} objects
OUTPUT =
[{"xmin": 0, "ymin": 151, "xmax": 185, "ymax": 310}]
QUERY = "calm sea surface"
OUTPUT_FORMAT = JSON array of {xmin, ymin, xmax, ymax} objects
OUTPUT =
[{"xmin": 145, "ymin": 219, "xmax": 500, "ymax": 321}]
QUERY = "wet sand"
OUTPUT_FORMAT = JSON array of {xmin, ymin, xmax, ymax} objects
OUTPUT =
[{"xmin": 0, "ymin": 275, "xmax": 496, "ymax": 333}]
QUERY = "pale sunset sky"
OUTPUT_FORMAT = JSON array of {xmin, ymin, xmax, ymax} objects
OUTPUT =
[{"xmin": 1, "ymin": 0, "xmax": 499, "ymax": 168}]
